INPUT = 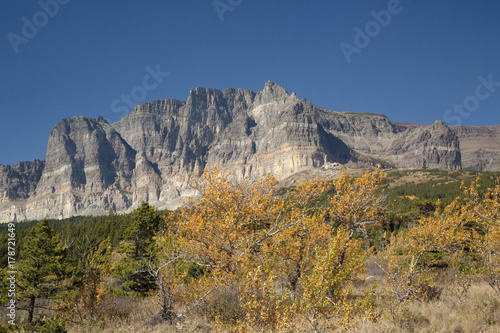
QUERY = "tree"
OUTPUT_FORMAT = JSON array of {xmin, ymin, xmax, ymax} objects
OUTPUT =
[
  {"xmin": 124, "ymin": 201, "xmax": 162, "ymax": 258},
  {"xmin": 459, "ymin": 180, "xmax": 500, "ymax": 292},
  {"xmin": 114, "ymin": 202, "xmax": 163, "ymax": 294},
  {"xmin": 62, "ymin": 237, "xmax": 112, "ymax": 322},
  {"xmin": 17, "ymin": 219, "xmax": 67, "ymax": 324},
  {"xmin": 174, "ymin": 168, "xmax": 285, "ymax": 315},
  {"xmin": 380, "ymin": 178, "xmax": 500, "ymax": 311},
  {"xmin": 237, "ymin": 170, "xmax": 384, "ymax": 331},
  {"xmin": 147, "ymin": 232, "xmax": 185, "ymax": 324},
  {"xmin": 173, "ymin": 168, "xmax": 383, "ymax": 331}
]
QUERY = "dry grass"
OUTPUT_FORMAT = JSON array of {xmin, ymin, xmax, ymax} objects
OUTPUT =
[
  {"xmin": 61, "ymin": 280, "xmax": 499, "ymax": 333},
  {"xmin": 3, "ymin": 276, "xmax": 498, "ymax": 332},
  {"xmin": 351, "ymin": 281, "xmax": 500, "ymax": 333},
  {"xmin": 65, "ymin": 296, "xmax": 215, "ymax": 333}
]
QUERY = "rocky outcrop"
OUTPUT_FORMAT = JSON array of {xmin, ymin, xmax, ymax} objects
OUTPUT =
[
  {"xmin": 451, "ymin": 125, "xmax": 500, "ymax": 171},
  {"xmin": 0, "ymin": 81, "xmax": 491, "ymax": 223},
  {"xmin": 0, "ymin": 159, "xmax": 45, "ymax": 201}
]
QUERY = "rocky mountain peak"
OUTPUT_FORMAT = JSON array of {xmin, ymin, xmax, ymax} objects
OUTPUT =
[
  {"xmin": 186, "ymin": 87, "xmax": 224, "ymax": 109},
  {"xmin": 428, "ymin": 120, "xmax": 448, "ymax": 130},
  {"xmin": 96, "ymin": 115, "xmax": 108, "ymax": 124},
  {"xmin": 255, "ymin": 81, "xmax": 290, "ymax": 104}
]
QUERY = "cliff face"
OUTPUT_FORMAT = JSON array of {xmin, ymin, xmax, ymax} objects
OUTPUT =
[
  {"xmin": 0, "ymin": 81, "xmax": 488, "ymax": 223},
  {"xmin": 451, "ymin": 125, "xmax": 500, "ymax": 171},
  {"xmin": 0, "ymin": 159, "xmax": 45, "ymax": 201}
]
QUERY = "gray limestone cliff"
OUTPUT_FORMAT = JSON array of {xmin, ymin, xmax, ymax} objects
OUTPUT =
[
  {"xmin": 451, "ymin": 125, "xmax": 500, "ymax": 171},
  {"xmin": 0, "ymin": 81, "xmax": 494, "ymax": 223}
]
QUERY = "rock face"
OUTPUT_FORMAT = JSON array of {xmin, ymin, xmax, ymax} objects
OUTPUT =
[
  {"xmin": 0, "ymin": 159, "xmax": 45, "ymax": 201},
  {"xmin": 451, "ymin": 125, "xmax": 500, "ymax": 171},
  {"xmin": 0, "ymin": 81, "xmax": 495, "ymax": 223}
]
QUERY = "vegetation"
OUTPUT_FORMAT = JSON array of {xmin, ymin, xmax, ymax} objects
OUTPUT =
[{"xmin": 0, "ymin": 168, "xmax": 499, "ymax": 332}]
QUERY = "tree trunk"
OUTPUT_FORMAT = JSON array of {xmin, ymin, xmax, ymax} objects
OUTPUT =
[
  {"xmin": 161, "ymin": 285, "xmax": 175, "ymax": 324},
  {"xmin": 27, "ymin": 295, "xmax": 36, "ymax": 324}
]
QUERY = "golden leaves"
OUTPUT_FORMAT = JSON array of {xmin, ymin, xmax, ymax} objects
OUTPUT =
[{"xmin": 167, "ymin": 168, "xmax": 385, "ymax": 331}]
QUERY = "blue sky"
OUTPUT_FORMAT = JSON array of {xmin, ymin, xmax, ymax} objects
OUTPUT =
[{"xmin": 1, "ymin": 0, "xmax": 499, "ymax": 165}]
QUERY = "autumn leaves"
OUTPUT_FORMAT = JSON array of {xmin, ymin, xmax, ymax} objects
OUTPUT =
[
  {"xmin": 160, "ymin": 168, "xmax": 385, "ymax": 331},
  {"xmin": 161, "ymin": 168, "xmax": 500, "ymax": 331}
]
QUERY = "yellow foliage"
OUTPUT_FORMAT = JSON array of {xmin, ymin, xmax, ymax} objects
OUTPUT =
[
  {"xmin": 169, "ymin": 168, "xmax": 386, "ymax": 331},
  {"xmin": 382, "ymin": 178, "xmax": 500, "ymax": 310}
]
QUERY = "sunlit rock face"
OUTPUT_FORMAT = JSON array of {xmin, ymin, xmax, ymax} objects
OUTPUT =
[
  {"xmin": 0, "ymin": 81, "xmax": 469, "ymax": 222},
  {"xmin": 451, "ymin": 125, "xmax": 500, "ymax": 171}
]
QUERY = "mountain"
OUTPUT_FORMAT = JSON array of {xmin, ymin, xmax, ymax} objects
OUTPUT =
[{"xmin": 0, "ymin": 81, "xmax": 496, "ymax": 223}]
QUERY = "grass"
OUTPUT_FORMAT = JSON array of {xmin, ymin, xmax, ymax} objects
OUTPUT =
[
  {"xmin": 352, "ymin": 281, "xmax": 500, "ymax": 333},
  {"xmin": 57, "ymin": 276, "xmax": 499, "ymax": 332}
]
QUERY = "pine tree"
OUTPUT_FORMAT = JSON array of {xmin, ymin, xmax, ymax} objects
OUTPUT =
[
  {"xmin": 124, "ymin": 201, "xmax": 162, "ymax": 258},
  {"xmin": 115, "ymin": 202, "xmax": 162, "ymax": 293},
  {"xmin": 17, "ymin": 219, "xmax": 67, "ymax": 323}
]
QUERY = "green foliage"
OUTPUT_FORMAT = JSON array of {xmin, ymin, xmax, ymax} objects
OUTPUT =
[
  {"xmin": 124, "ymin": 201, "xmax": 162, "ymax": 258},
  {"xmin": 114, "ymin": 202, "xmax": 163, "ymax": 294},
  {"xmin": 0, "ymin": 324, "xmax": 12, "ymax": 333},
  {"xmin": 420, "ymin": 251, "xmax": 449, "ymax": 268},
  {"xmin": 2, "ymin": 316, "xmax": 68, "ymax": 333},
  {"xmin": 64, "ymin": 237, "xmax": 113, "ymax": 321},
  {"xmin": 30, "ymin": 315, "xmax": 67, "ymax": 333},
  {"xmin": 183, "ymin": 263, "xmax": 207, "ymax": 284},
  {"xmin": 0, "ymin": 212, "xmax": 136, "ymax": 268},
  {"xmin": 58, "ymin": 212, "xmax": 134, "ymax": 262},
  {"xmin": 17, "ymin": 219, "xmax": 68, "ymax": 323},
  {"xmin": 382, "ymin": 169, "xmax": 500, "ymax": 217}
]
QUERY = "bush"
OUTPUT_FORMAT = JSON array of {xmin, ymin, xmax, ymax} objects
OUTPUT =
[
  {"xmin": 32, "ymin": 316, "xmax": 67, "ymax": 333},
  {"xmin": 0, "ymin": 324, "xmax": 13, "ymax": 333},
  {"xmin": 4, "ymin": 316, "xmax": 67, "ymax": 333}
]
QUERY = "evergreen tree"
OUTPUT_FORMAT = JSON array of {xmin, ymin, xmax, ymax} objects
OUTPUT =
[
  {"xmin": 115, "ymin": 202, "xmax": 162, "ymax": 293},
  {"xmin": 17, "ymin": 219, "xmax": 67, "ymax": 323},
  {"xmin": 124, "ymin": 201, "xmax": 162, "ymax": 258}
]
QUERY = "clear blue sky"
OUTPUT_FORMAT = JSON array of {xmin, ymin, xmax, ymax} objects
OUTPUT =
[{"xmin": 1, "ymin": 0, "xmax": 499, "ymax": 165}]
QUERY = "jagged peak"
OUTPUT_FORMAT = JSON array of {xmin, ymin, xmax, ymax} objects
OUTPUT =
[
  {"xmin": 50, "ymin": 115, "xmax": 110, "ymax": 137},
  {"xmin": 255, "ymin": 81, "xmax": 290, "ymax": 104},
  {"xmin": 428, "ymin": 120, "xmax": 450, "ymax": 131},
  {"xmin": 262, "ymin": 80, "xmax": 288, "ymax": 95},
  {"xmin": 186, "ymin": 86, "xmax": 225, "ymax": 108},
  {"xmin": 188, "ymin": 86, "xmax": 222, "ymax": 97},
  {"xmin": 96, "ymin": 116, "xmax": 108, "ymax": 124}
]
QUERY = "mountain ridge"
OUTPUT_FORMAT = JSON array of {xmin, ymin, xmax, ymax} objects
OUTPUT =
[{"xmin": 0, "ymin": 81, "xmax": 498, "ymax": 222}]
